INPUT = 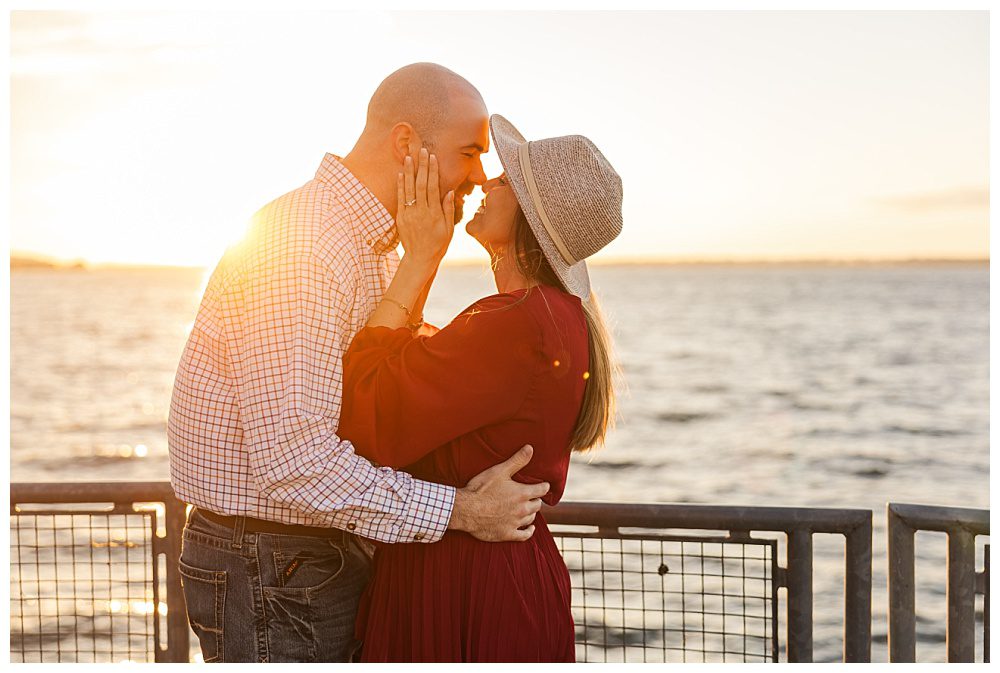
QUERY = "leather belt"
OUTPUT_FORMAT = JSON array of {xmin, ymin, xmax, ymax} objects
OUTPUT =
[{"xmin": 192, "ymin": 507, "xmax": 351, "ymax": 543}]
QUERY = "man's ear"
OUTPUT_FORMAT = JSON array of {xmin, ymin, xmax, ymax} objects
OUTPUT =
[{"xmin": 389, "ymin": 123, "xmax": 423, "ymax": 165}]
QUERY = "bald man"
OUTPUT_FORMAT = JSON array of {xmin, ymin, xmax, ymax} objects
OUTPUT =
[{"xmin": 168, "ymin": 63, "xmax": 549, "ymax": 663}]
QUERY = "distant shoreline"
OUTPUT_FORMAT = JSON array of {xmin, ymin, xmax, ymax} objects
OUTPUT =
[
  {"xmin": 589, "ymin": 258, "xmax": 989, "ymax": 267},
  {"xmin": 10, "ymin": 256, "xmax": 989, "ymax": 272},
  {"xmin": 10, "ymin": 257, "xmax": 203, "ymax": 272}
]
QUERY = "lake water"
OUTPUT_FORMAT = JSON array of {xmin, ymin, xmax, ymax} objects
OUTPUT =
[{"xmin": 10, "ymin": 262, "xmax": 990, "ymax": 662}]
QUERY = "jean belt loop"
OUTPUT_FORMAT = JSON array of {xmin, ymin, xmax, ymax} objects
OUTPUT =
[{"xmin": 231, "ymin": 515, "xmax": 247, "ymax": 550}]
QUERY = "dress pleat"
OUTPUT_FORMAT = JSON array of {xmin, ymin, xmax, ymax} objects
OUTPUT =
[{"xmin": 357, "ymin": 516, "xmax": 574, "ymax": 662}]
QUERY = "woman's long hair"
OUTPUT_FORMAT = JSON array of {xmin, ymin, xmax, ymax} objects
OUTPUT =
[{"xmin": 509, "ymin": 209, "xmax": 618, "ymax": 452}]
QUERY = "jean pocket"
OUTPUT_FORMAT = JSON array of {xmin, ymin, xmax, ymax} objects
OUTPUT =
[
  {"xmin": 268, "ymin": 540, "xmax": 346, "ymax": 595},
  {"xmin": 262, "ymin": 542, "xmax": 365, "ymax": 662},
  {"xmin": 178, "ymin": 559, "xmax": 227, "ymax": 662}
]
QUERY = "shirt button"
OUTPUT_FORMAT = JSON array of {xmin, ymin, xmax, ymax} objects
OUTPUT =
[
  {"xmin": 413, "ymin": 533, "xmax": 424, "ymax": 541},
  {"xmin": 347, "ymin": 522, "xmax": 357, "ymax": 531}
]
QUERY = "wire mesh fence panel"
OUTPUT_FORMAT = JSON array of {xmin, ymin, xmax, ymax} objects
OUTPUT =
[
  {"xmin": 10, "ymin": 486, "xmax": 878, "ymax": 663},
  {"xmin": 10, "ymin": 508, "xmax": 161, "ymax": 663},
  {"xmin": 553, "ymin": 532, "xmax": 778, "ymax": 663}
]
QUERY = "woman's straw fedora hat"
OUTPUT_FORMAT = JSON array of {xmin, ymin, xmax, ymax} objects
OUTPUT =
[{"xmin": 489, "ymin": 114, "xmax": 623, "ymax": 300}]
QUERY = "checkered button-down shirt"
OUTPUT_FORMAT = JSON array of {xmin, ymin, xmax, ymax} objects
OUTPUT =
[{"xmin": 167, "ymin": 154, "xmax": 454, "ymax": 544}]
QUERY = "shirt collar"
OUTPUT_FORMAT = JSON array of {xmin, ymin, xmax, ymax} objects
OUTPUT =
[{"xmin": 315, "ymin": 153, "xmax": 398, "ymax": 255}]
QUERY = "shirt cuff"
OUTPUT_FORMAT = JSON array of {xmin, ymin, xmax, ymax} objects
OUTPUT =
[{"xmin": 397, "ymin": 478, "xmax": 455, "ymax": 543}]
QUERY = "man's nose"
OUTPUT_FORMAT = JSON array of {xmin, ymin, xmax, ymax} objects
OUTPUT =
[{"xmin": 469, "ymin": 158, "xmax": 488, "ymax": 186}]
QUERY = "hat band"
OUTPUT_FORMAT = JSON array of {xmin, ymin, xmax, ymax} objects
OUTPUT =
[{"xmin": 517, "ymin": 142, "xmax": 578, "ymax": 266}]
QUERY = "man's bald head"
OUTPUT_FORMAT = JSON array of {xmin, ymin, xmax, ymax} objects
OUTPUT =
[
  {"xmin": 362, "ymin": 62, "xmax": 486, "ymax": 150},
  {"xmin": 343, "ymin": 63, "xmax": 489, "ymax": 221}
]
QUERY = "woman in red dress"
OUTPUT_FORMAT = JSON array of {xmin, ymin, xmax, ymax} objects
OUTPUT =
[{"xmin": 337, "ymin": 115, "xmax": 624, "ymax": 662}]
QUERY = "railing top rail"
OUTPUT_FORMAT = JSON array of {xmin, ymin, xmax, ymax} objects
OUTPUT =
[
  {"xmin": 546, "ymin": 500, "xmax": 872, "ymax": 533},
  {"xmin": 10, "ymin": 482, "xmax": 873, "ymax": 534},
  {"xmin": 887, "ymin": 502, "xmax": 990, "ymax": 535},
  {"xmin": 11, "ymin": 481, "xmax": 179, "ymax": 504}
]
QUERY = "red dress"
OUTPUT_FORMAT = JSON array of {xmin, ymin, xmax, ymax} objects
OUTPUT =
[{"xmin": 338, "ymin": 285, "xmax": 588, "ymax": 662}]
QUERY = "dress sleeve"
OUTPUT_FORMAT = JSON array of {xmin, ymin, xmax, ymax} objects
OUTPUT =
[{"xmin": 340, "ymin": 295, "xmax": 541, "ymax": 468}]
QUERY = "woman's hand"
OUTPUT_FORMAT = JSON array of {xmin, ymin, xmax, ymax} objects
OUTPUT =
[
  {"xmin": 396, "ymin": 147, "xmax": 455, "ymax": 269},
  {"xmin": 365, "ymin": 148, "xmax": 454, "ymax": 331}
]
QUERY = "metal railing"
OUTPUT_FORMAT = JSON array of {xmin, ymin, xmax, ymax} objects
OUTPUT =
[
  {"xmin": 546, "ymin": 502, "xmax": 872, "ymax": 662},
  {"xmin": 11, "ymin": 481, "xmax": 874, "ymax": 662},
  {"xmin": 10, "ymin": 482, "xmax": 190, "ymax": 662},
  {"xmin": 887, "ymin": 502, "xmax": 990, "ymax": 663}
]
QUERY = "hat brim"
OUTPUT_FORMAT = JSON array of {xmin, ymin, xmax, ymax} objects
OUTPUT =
[{"xmin": 489, "ymin": 114, "xmax": 592, "ymax": 301}]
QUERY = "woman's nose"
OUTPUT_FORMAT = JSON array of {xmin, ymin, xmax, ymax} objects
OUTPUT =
[{"xmin": 482, "ymin": 175, "xmax": 504, "ymax": 193}]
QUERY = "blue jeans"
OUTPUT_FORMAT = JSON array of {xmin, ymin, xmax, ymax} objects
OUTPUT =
[{"xmin": 178, "ymin": 509, "xmax": 372, "ymax": 662}]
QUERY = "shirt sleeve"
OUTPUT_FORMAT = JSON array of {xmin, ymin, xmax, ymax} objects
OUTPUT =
[
  {"xmin": 340, "ymin": 294, "xmax": 541, "ymax": 469},
  {"xmin": 221, "ymin": 255, "xmax": 453, "ymax": 544}
]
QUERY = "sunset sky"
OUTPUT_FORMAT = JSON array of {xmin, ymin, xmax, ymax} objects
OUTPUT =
[{"xmin": 10, "ymin": 10, "xmax": 990, "ymax": 268}]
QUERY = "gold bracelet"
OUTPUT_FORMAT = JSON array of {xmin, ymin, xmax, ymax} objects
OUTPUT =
[
  {"xmin": 406, "ymin": 317, "xmax": 424, "ymax": 331},
  {"xmin": 383, "ymin": 296, "xmax": 411, "ymax": 316}
]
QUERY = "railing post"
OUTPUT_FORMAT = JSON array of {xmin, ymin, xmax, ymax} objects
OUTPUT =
[
  {"xmin": 843, "ymin": 517, "xmax": 872, "ymax": 662},
  {"xmin": 887, "ymin": 504, "xmax": 916, "ymax": 662},
  {"xmin": 786, "ymin": 528, "xmax": 813, "ymax": 662},
  {"xmin": 985, "ymin": 545, "xmax": 990, "ymax": 663},
  {"xmin": 947, "ymin": 528, "xmax": 977, "ymax": 662},
  {"xmin": 161, "ymin": 495, "xmax": 190, "ymax": 662}
]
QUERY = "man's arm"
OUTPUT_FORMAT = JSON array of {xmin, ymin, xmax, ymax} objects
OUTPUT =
[
  {"xmin": 219, "ymin": 255, "xmax": 452, "ymax": 542},
  {"xmin": 221, "ymin": 255, "xmax": 546, "ymax": 543}
]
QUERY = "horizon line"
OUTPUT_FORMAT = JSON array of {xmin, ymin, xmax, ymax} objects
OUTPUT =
[{"xmin": 10, "ymin": 252, "xmax": 990, "ymax": 271}]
